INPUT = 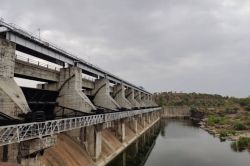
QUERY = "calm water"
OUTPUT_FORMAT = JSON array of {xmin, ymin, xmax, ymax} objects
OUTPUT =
[{"xmin": 108, "ymin": 119, "xmax": 250, "ymax": 166}]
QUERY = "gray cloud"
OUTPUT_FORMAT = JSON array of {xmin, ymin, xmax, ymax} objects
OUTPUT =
[{"xmin": 1, "ymin": 0, "xmax": 250, "ymax": 97}]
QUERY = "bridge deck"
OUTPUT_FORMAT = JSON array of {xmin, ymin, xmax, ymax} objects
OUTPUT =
[{"xmin": 0, "ymin": 20, "xmax": 150, "ymax": 95}]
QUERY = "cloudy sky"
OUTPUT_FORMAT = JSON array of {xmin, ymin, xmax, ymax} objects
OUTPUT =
[{"xmin": 0, "ymin": 0, "xmax": 250, "ymax": 97}]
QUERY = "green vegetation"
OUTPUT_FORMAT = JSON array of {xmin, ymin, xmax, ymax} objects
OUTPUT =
[
  {"xmin": 238, "ymin": 97, "xmax": 250, "ymax": 112},
  {"xmin": 219, "ymin": 130, "xmax": 236, "ymax": 138},
  {"xmin": 207, "ymin": 115, "xmax": 229, "ymax": 126},
  {"xmin": 154, "ymin": 92, "xmax": 226, "ymax": 107},
  {"xmin": 231, "ymin": 137, "xmax": 250, "ymax": 151},
  {"xmin": 233, "ymin": 122, "xmax": 247, "ymax": 130},
  {"xmin": 155, "ymin": 92, "xmax": 250, "ymax": 149}
]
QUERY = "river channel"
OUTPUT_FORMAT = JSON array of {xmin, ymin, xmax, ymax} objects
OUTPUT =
[{"xmin": 108, "ymin": 119, "xmax": 250, "ymax": 166}]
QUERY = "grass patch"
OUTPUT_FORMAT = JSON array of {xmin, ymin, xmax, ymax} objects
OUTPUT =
[
  {"xmin": 233, "ymin": 122, "xmax": 247, "ymax": 130},
  {"xmin": 219, "ymin": 130, "xmax": 236, "ymax": 138},
  {"xmin": 207, "ymin": 115, "xmax": 229, "ymax": 126},
  {"xmin": 231, "ymin": 137, "xmax": 250, "ymax": 151}
]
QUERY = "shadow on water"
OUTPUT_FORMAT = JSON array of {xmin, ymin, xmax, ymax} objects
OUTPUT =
[
  {"xmin": 107, "ymin": 121, "xmax": 161, "ymax": 166},
  {"xmin": 108, "ymin": 119, "xmax": 250, "ymax": 166}
]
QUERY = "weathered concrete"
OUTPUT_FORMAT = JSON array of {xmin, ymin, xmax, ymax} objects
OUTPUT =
[
  {"xmin": 125, "ymin": 88, "xmax": 140, "ymax": 108},
  {"xmin": 0, "ymin": 39, "xmax": 30, "ymax": 119},
  {"xmin": 92, "ymin": 78, "xmax": 120, "ymax": 110},
  {"xmin": 134, "ymin": 91, "xmax": 146, "ymax": 108},
  {"xmin": 15, "ymin": 60, "xmax": 59, "ymax": 82},
  {"xmin": 142, "ymin": 94, "xmax": 152, "ymax": 107},
  {"xmin": 41, "ymin": 112, "xmax": 161, "ymax": 166},
  {"xmin": 82, "ymin": 78, "xmax": 94, "ymax": 90},
  {"xmin": 56, "ymin": 67, "xmax": 96, "ymax": 113},
  {"xmin": 86, "ymin": 124, "xmax": 103, "ymax": 161},
  {"xmin": 113, "ymin": 84, "xmax": 132, "ymax": 110},
  {"xmin": 117, "ymin": 119, "xmax": 126, "ymax": 142},
  {"xmin": 149, "ymin": 95, "xmax": 158, "ymax": 107},
  {"xmin": 162, "ymin": 106, "xmax": 190, "ymax": 118},
  {"xmin": 129, "ymin": 117, "xmax": 138, "ymax": 134}
]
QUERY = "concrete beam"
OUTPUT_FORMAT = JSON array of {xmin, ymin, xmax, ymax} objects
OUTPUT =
[
  {"xmin": 14, "ymin": 59, "xmax": 95, "ymax": 90},
  {"xmin": 0, "ymin": 39, "xmax": 30, "ymax": 120},
  {"xmin": 113, "ymin": 84, "xmax": 132, "ymax": 110},
  {"xmin": 125, "ymin": 88, "xmax": 140, "ymax": 109},
  {"xmin": 92, "ymin": 78, "xmax": 120, "ymax": 111},
  {"xmin": 82, "ymin": 78, "xmax": 94, "ymax": 89},
  {"xmin": 14, "ymin": 60, "xmax": 59, "ymax": 82},
  {"xmin": 56, "ymin": 67, "xmax": 96, "ymax": 113}
]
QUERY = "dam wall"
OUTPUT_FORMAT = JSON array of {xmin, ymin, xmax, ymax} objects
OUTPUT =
[
  {"xmin": 41, "ymin": 113, "xmax": 161, "ymax": 166},
  {"xmin": 162, "ymin": 106, "xmax": 191, "ymax": 118}
]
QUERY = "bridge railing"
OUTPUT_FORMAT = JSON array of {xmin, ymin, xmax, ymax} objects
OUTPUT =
[
  {"xmin": 16, "ymin": 54, "xmax": 61, "ymax": 71},
  {"xmin": 0, "ymin": 107, "xmax": 161, "ymax": 146}
]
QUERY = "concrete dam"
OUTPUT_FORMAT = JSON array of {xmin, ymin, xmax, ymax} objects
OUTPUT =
[{"xmin": 0, "ymin": 20, "xmax": 161, "ymax": 165}]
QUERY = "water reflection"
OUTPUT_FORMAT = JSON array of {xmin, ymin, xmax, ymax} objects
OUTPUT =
[
  {"xmin": 108, "ymin": 119, "xmax": 250, "ymax": 166},
  {"xmin": 107, "ymin": 121, "xmax": 161, "ymax": 166}
]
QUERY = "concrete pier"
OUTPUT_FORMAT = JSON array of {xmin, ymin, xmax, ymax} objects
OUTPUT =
[
  {"xmin": 113, "ymin": 84, "xmax": 132, "ymax": 110},
  {"xmin": 56, "ymin": 66, "xmax": 96, "ymax": 113},
  {"xmin": 134, "ymin": 91, "xmax": 146, "ymax": 108},
  {"xmin": 92, "ymin": 78, "xmax": 121, "ymax": 110},
  {"xmin": 0, "ymin": 39, "xmax": 30, "ymax": 120},
  {"xmin": 125, "ymin": 88, "xmax": 140, "ymax": 109}
]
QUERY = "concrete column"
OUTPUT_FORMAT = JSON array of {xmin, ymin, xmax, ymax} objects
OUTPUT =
[
  {"xmin": 148, "ymin": 112, "xmax": 152, "ymax": 123},
  {"xmin": 113, "ymin": 84, "xmax": 132, "ymax": 110},
  {"xmin": 122, "ymin": 152, "xmax": 126, "ymax": 166},
  {"xmin": 145, "ymin": 113, "xmax": 150, "ymax": 124},
  {"xmin": 86, "ymin": 124, "xmax": 103, "ymax": 161},
  {"xmin": 92, "ymin": 78, "xmax": 120, "ymax": 111},
  {"xmin": 149, "ymin": 95, "xmax": 157, "ymax": 107},
  {"xmin": 129, "ymin": 117, "xmax": 138, "ymax": 134},
  {"xmin": 56, "ymin": 66, "xmax": 96, "ymax": 114},
  {"xmin": 117, "ymin": 119, "xmax": 126, "ymax": 142},
  {"xmin": 0, "ymin": 38, "xmax": 30, "ymax": 120},
  {"xmin": 141, "ymin": 93, "xmax": 150, "ymax": 108},
  {"xmin": 134, "ymin": 91, "xmax": 146, "ymax": 108},
  {"xmin": 139, "ymin": 115, "xmax": 145, "ymax": 128},
  {"xmin": 125, "ymin": 88, "xmax": 140, "ymax": 109},
  {"xmin": 150, "ymin": 95, "xmax": 158, "ymax": 107}
]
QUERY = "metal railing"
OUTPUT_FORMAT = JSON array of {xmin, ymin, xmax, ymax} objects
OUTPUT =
[
  {"xmin": 16, "ymin": 54, "xmax": 61, "ymax": 71},
  {"xmin": 0, "ymin": 107, "xmax": 161, "ymax": 146}
]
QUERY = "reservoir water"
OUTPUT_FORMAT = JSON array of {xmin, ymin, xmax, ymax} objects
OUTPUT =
[{"xmin": 108, "ymin": 119, "xmax": 250, "ymax": 166}]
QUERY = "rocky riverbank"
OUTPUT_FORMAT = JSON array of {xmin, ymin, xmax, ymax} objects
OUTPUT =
[{"xmin": 190, "ymin": 108, "xmax": 250, "ymax": 150}]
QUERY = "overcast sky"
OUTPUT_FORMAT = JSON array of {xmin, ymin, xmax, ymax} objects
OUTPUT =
[{"xmin": 1, "ymin": 0, "xmax": 250, "ymax": 97}]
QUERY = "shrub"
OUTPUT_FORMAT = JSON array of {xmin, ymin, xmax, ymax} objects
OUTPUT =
[
  {"xmin": 207, "ymin": 115, "xmax": 219, "ymax": 125},
  {"xmin": 207, "ymin": 115, "xmax": 229, "ymax": 126},
  {"xmin": 219, "ymin": 130, "xmax": 236, "ymax": 138},
  {"xmin": 245, "ymin": 106, "xmax": 250, "ymax": 112},
  {"xmin": 231, "ymin": 137, "xmax": 250, "ymax": 151},
  {"xmin": 233, "ymin": 122, "xmax": 247, "ymax": 130},
  {"xmin": 225, "ymin": 107, "xmax": 238, "ymax": 114},
  {"xmin": 238, "ymin": 137, "xmax": 250, "ymax": 148}
]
